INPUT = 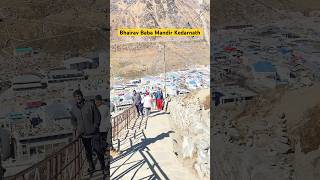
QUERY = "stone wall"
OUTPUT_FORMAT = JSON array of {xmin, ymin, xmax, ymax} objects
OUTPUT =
[{"xmin": 168, "ymin": 89, "xmax": 210, "ymax": 179}]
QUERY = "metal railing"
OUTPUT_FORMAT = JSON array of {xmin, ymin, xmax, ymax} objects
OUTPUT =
[
  {"xmin": 3, "ymin": 105, "xmax": 137, "ymax": 180},
  {"xmin": 4, "ymin": 138, "xmax": 85, "ymax": 180},
  {"xmin": 112, "ymin": 105, "xmax": 137, "ymax": 140}
]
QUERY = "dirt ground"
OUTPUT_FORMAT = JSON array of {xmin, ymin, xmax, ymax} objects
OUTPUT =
[{"xmin": 230, "ymin": 83, "xmax": 320, "ymax": 154}]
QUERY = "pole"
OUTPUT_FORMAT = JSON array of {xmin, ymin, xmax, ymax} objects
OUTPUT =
[{"xmin": 163, "ymin": 43, "xmax": 166, "ymax": 97}]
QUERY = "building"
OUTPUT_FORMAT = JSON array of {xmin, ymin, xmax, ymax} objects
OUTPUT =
[
  {"xmin": 14, "ymin": 47, "xmax": 33, "ymax": 57},
  {"xmin": 276, "ymin": 65, "xmax": 290, "ymax": 83},
  {"xmin": 252, "ymin": 61, "xmax": 277, "ymax": 88},
  {"xmin": 3, "ymin": 130, "xmax": 73, "ymax": 177},
  {"xmin": 64, "ymin": 57, "xmax": 98, "ymax": 70},
  {"xmin": 25, "ymin": 101, "xmax": 46, "ymax": 109},
  {"xmin": 47, "ymin": 69, "xmax": 88, "ymax": 83},
  {"xmin": 45, "ymin": 102, "xmax": 72, "ymax": 121},
  {"xmin": 213, "ymin": 86, "xmax": 256, "ymax": 106},
  {"xmin": 12, "ymin": 74, "xmax": 47, "ymax": 91},
  {"xmin": 2, "ymin": 101, "xmax": 74, "ymax": 177},
  {"xmin": 113, "ymin": 85, "xmax": 126, "ymax": 90}
]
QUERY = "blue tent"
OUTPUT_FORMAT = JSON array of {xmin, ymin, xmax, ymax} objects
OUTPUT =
[
  {"xmin": 252, "ymin": 61, "xmax": 276, "ymax": 73},
  {"xmin": 279, "ymin": 47, "xmax": 292, "ymax": 55}
]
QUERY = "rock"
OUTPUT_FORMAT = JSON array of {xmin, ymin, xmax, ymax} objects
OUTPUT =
[
  {"xmin": 182, "ymin": 136, "xmax": 194, "ymax": 158},
  {"xmin": 169, "ymin": 90, "xmax": 210, "ymax": 178}
]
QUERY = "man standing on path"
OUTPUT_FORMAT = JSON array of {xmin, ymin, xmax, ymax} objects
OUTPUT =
[
  {"xmin": 70, "ymin": 90, "xmax": 107, "ymax": 175},
  {"xmin": 132, "ymin": 90, "xmax": 143, "ymax": 118},
  {"xmin": 142, "ymin": 91, "xmax": 152, "ymax": 120},
  {"xmin": 94, "ymin": 95, "xmax": 119, "ymax": 157}
]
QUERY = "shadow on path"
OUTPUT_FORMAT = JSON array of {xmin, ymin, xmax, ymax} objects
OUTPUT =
[
  {"xmin": 110, "ymin": 131, "xmax": 174, "ymax": 180},
  {"xmin": 149, "ymin": 111, "xmax": 170, "ymax": 118}
]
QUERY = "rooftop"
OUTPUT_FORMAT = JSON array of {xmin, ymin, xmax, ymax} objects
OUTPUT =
[
  {"xmin": 252, "ymin": 61, "xmax": 276, "ymax": 73},
  {"xmin": 64, "ymin": 57, "xmax": 94, "ymax": 66},
  {"xmin": 12, "ymin": 74, "xmax": 42, "ymax": 84},
  {"xmin": 215, "ymin": 85, "xmax": 257, "ymax": 98}
]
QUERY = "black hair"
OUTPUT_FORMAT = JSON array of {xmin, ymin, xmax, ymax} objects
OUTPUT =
[{"xmin": 73, "ymin": 89, "xmax": 83, "ymax": 97}]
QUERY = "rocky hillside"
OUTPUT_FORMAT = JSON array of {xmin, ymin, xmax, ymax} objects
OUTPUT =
[
  {"xmin": 0, "ymin": 0, "xmax": 107, "ymax": 55},
  {"xmin": 212, "ymin": 0, "xmax": 320, "ymax": 27},
  {"xmin": 212, "ymin": 85, "xmax": 320, "ymax": 180},
  {"xmin": 110, "ymin": 0, "xmax": 210, "ymax": 43},
  {"xmin": 110, "ymin": 0, "xmax": 210, "ymax": 80},
  {"xmin": 169, "ymin": 89, "xmax": 210, "ymax": 179}
]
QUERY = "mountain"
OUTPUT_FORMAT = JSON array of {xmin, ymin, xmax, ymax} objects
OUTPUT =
[
  {"xmin": 110, "ymin": 0, "xmax": 210, "ymax": 80},
  {"xmin": 110, "ymin": 0, "xmax": 210, "ymax": 44},
  {"xmin": 211, "ymin": 0, "xmax": 320, "ymax": 27},
  {"xmin": 0, "ymin": 0, "xmax": 107, "ymax": 55}
]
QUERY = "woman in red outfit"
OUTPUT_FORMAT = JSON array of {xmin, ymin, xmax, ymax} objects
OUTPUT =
[{"xmin": 155, "ymin": 88, "xmax": 164, "ymax": 111}]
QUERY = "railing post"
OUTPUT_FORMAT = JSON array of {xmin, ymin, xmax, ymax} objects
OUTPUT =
[
  {"xmin": 79, "ymin": 138, "xmax": 83, "ymax": 170},
  {"xmin": 117, "ymin": 139, "xmax": 120, "ymax": 152},
  {"xmin": 77, "ymin": 139, "xmax": 81, "ymax": 180},
  {"xmin": 128, "ymin": 109, "xmax": 130, "ymax": 126},
  {"xmin": 112, "ymin": 119, "xmax": 116, "ymax": 140},
  {"xmin": 73, "ymin": 142, "xmax": 77, "ymax": 180},
  {"xmin": 47, "ymin": 159, "xmax": 51, "ymax": 180},
  {"xmin": 75, "ymin": 140, "xmax": 80, "ymax": 180},
  {"xmin": 57, "ymin": 154, "xmax": 61, "ymax": 180},
  {"xmin": 126, "ymin": 114, "xmax": 129, "ymax": 129},
  {"xmin": 116, "ymin": 118, "xmax": 119, "ymax": 140}
]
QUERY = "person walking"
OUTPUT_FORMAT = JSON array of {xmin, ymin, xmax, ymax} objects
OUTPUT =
[
  {"xmin": 152, "ymin": 91, "xmax": 157, "ymax": 110},
  {"xmin": 94, "ymin": 95, "xmax": 119, "ymax": 158},
  {"xmin": 139, "ymin": 92, "xmax": 144, "ymax": 117},
  {"xmin": 70, "ymin": 90, "xmax": 107, "ymax": 175},
  {"xmin": 132, "ymin": 90, "xmax": 143, "ymax": 118},
  {"xmin": 142, "ymin": 91, "xmax": 152, "ymax": 120},
  {"xmin": 155, "ymin": 88, "xmax": 164, "ymax": 111},
  {"xmin": 164, "ymin": 94, "xmax": 171, "ymax": 112}
]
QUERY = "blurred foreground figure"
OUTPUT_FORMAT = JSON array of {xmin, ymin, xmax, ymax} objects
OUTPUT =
[
  {"xmin": 0, "ymin": 128, "xmax": 11, "ymax": 178},
  {"xmin": 70, "ymin": 90, "xmax": 107, "ymax": 175},
  {"xmin": 94, "ymin": 95, "xmax": 119, "ymax": 158}
]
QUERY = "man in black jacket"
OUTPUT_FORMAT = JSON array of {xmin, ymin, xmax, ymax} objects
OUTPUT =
[
  {"xmin": 132, "ymin": 90, "xmax": 144, "ymax": 118},
  {"xmin": 70, "ymin": 90, "xmax": 106, "ymax": 174}
]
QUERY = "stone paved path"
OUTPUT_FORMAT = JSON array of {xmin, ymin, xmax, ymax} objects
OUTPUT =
[{"xmin": 109, "ymin": 111, "xmax": 199, "ymax": 180}]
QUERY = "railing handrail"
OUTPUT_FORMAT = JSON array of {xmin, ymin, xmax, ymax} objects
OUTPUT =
[
  {"xmin": 4, "ymin": 105, "xmax": 137, "ymax": 180},
  {"xmin": 112, "ymin": 105, "xmax": 135, "ymax": 119},
  {"xmin": 5, "ymin": 138, "xmax": 79, "ymax": 179},
  {"xmin": 112, "ymin": 105, "xmax": 137, "ymax": 140}
]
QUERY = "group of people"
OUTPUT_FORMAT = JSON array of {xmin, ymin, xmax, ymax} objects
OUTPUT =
[
  {"xmin": 132, "ymin": 87, "xmax": 171, "ymax": 119},
  {"xmin": 70, "ymin": 90, "xmax": 117, "ymax": 176},
  {"xmin": 2, "ymin": 88, "xmax": 171, "ymax": 178},
  {"xmin": 69, "ymin": 87, "xmax": 171, "ymax": 177}
]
